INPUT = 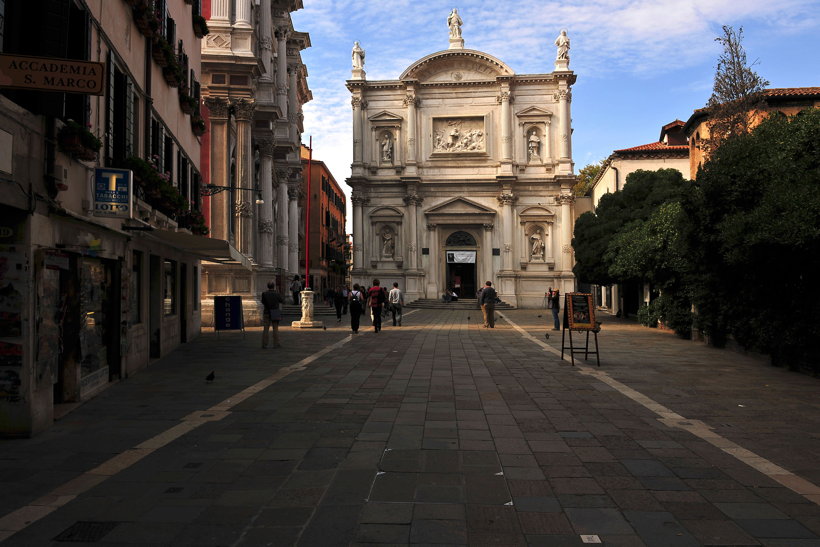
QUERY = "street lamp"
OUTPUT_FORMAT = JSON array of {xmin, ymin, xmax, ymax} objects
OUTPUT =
[{"xmin": 201, "ymin": 184, "xmax": 264, "ymax": 204}]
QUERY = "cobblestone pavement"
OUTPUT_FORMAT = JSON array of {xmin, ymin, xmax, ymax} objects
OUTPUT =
[{"xmin": 1, "ymin": 309, "xmax": 819, "ymax": 546}]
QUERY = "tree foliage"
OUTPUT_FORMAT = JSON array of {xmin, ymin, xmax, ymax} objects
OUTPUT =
[
  {"xmin": 573, "ymin": 160, "xmax": 604, "ymax": 196},
  {"xmin": 705, "ymin": 26, "xmax": 769, "ymax": 151},
  {"xmin": 687, "ymin": 108, "xmax": 820, "ymax": 368}
]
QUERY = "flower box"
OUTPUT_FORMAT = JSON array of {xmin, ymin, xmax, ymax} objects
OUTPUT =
[
  {"xmin": 192, "ymin": 15, "xmax": 209, "ymax": 38},
  {"xmin": 162, "ymin": 66, "xmax": 181, "ymax": 87}
]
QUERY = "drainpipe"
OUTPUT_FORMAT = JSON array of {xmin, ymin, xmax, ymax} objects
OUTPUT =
[{"xmin": 612, "ymin": 166, "xmax": 620, "ymax": 192}]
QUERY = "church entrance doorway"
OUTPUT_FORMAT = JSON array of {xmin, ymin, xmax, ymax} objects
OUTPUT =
[
  {"xmin": 446, "ymin": 261, "xmax": 476, "ymax": 299},
  {"xmin": 444, "ymin": 231, "xmax": 477, "ymax": 299}
]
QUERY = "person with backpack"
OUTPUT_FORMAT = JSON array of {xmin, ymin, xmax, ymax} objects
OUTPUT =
[
  {"xmin": 479, "ymin": 280, "xmax": 497, "ymax": 328},
  {"xmin": 388, "ymin": 282, "xmax": 404, "ymax": 326},
  {"xmin": 348, "ymin": 283, "xmax": 365, "ymax": 334},
  {"xmin": 366, "ymin": 279, "xmax": 386, "ymax": 333}
]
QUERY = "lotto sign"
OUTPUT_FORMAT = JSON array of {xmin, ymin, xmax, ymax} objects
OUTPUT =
[{"xmin": 93, "ymin": 168, "xmax": 132, "ymax": 218}]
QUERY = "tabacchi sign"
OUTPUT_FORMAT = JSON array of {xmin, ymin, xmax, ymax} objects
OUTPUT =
[{"xmin": 0, "ymin": 54, "xmax": 105, "ymax": 95}]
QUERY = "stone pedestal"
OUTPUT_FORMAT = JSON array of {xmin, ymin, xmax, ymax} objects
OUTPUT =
[
  {"xmin": 554, "ymin": 58, "xmax": 569, "ymax": 72},
  {"xmin": 351, "ymin": 68, "xmax": 366, "ymax": 80},
  {"xmin": 449, "ymin": 37, "xmax": 464, "ymax": 50},
  {"xmin": 292, "ymin": 290, "xmax": 324, "ymax": 328}
]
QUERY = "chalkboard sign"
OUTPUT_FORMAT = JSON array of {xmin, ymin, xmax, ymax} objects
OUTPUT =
[
  {"xmin": 565, "ymin": 292, "xmax": 595, "ymax": 330},
  {"xmin": 214, "ymin": 295, "xmax": 244, "ymax": 332}
]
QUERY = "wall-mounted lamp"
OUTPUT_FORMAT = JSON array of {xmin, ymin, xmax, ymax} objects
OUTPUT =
[{"xmin": 201, "ymin": 184, "xmax": 265, "ymax": 205}]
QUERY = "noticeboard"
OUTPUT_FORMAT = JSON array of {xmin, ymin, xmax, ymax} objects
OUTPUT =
[
  {"xmin": 565, "ymin": 292, "xmax": 596, "ymax": 330},
  {"xmin": 214, "ymin": 296, "xmax": 244, "ymax": 332}
]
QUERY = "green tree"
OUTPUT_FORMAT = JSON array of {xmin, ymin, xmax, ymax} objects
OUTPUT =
[
  {"xmin": 687, "ymin": 109, "xmax": 820, "ymax": 368},
  {"xmin": 573, "ymin": 160, "xmax": 604, "ymax": 196},
  {"xmin": 573, "ymin": 168, "xmax": 691, "ymax": 289},
  {"xmin": 704, "ymin": 26, "xmax": 769, "ymax": 152}
]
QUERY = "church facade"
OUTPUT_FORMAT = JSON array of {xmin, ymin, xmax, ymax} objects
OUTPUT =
[{"xmin": 347, "ymin": 18, "xmax": 578, "ymax": 307}]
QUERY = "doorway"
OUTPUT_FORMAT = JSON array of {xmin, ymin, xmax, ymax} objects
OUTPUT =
[{"xmin": 446, "ymin": 261, "xmax": 476, "ymax": 298}]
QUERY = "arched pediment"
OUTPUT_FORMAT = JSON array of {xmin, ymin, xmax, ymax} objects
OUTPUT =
[
  {"xmin": 370, "ymin": 206, "xmax": 404, "ymax": 222},
  {"xmin": 519, "ymin": 206, "xmax": 556, "ymax": 224},
  {"xmin": 400, "ymin": 49, "xmax": 514, "ymax": 83}
]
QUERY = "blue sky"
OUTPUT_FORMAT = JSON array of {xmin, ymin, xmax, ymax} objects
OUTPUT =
[{"xmin": 292, "ymin": 0, "xmax": 820, "ymax": 212}]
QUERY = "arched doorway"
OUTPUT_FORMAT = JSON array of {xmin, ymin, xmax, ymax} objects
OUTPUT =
[{"xmin": 445, "ymin": 230, "xmax": 477, "ymax": 298}]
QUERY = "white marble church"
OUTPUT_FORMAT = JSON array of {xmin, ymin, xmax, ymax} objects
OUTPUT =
[{"xmin": 347, "ymin": 11, "xmax": 578, "ymax": 307}]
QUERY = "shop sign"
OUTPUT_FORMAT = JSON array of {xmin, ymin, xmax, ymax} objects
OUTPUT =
[
  {"xmin": 0, "ymin": 54, "xmax": 105, "ymax": 95},
  {"xmin": 214, "ymin": 295, "xmax": 244, "ymax": 332},
  {"xmin": 93, "ymin": 168, "xmax": 132, "ymax": 218}
]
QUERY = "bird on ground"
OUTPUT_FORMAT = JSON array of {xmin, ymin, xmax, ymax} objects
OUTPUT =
[
  {"xmin": 205, "ymin": 371, "xmax": 215, "ymax": 383},
  {"xmin": 537, "ymin": 314, "xmax": 542, "ymax": 318},
  {"xmin": 467, "ymin": 316, "xmax": 470, "ymax": 321},
  {"xmin": 323, "ymin": 325, "xmax": 327, "ymax": 330}
]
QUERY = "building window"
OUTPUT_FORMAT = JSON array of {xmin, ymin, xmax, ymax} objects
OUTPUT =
[
  {"xmin": 163, "ymin": 259, "xmax": 177, "ymax": 315},
  {"xmin": 107, "ymin": 56, "xmax": 137, "ymax": 166},
  {"xmin": 164, "ymin": 134, "xmax": 174, "ymax": 183},
  {"xmin": 131, "ymin": 251, "xmax": 142, "ymax": 324}
]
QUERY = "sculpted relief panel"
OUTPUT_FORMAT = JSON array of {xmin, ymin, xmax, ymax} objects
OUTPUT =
[{"xmin": 433, "ymin": 117, "xmax": 485, "ymax": 153}]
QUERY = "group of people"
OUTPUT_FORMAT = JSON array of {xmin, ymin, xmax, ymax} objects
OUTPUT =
[{"xmin": 350, "ymin": 279, "xmax": 405, "ymax": 334}]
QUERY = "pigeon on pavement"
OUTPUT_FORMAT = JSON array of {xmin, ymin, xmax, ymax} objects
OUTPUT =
[{"xmin": 206, "ymin": 371, "xmax": 215, "ymax": 383}]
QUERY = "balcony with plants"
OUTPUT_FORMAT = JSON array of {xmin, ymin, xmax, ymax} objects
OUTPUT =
[{"xmin": 57, "ymin": 120, "xmax": 102, "ymax": 162}]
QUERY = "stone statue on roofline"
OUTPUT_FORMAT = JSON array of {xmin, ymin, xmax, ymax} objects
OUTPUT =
[
  {"xmin": 555, "ymin": 29, "xmax": 570, "ymax": 62},
  {"xmin": 352, "ymin": 41, "xmax": 365, "ymax": 70}
]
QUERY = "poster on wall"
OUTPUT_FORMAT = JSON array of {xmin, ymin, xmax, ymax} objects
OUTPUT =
[{"xmin": 446, "ymin": 251, "xmax": 476, "ymax": 263}]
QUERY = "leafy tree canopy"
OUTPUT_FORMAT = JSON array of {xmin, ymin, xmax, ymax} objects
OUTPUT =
[{"xmin": 573, "ymin": 160, "xmax": 604, "ymax": 196}]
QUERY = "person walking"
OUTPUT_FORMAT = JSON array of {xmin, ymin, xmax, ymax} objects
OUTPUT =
[
  {"xmin": 333, "ymin": 285, "xmax": 346, "ymax": 323},
  {"xmin": 388, "ymin": 282, "xmax": 404, "ymax": 326},
  {"xmin": 261, "ymin": 280, "xmax": 284, "ymax": 348},
  {"xmin": 367, "ymin": 279, "xmax": 385, "ymax": 333},
  {"xmin": 549, "ymin": 287, "xmax": 561, "ymax": 330},
  {"xmin": 341, "ymin": 285, "xmax": 350, "ymax": 315},
  {"xmin": 479, "ymin": 280, "xmax": 497, "ymax": 328},
  {"xmin": 349, "ymin": 284, "xmax": 365, "ymax": 334},
  {"xmin": 289, "ymin": 275, "xmax": 302, "ymax": 305}
]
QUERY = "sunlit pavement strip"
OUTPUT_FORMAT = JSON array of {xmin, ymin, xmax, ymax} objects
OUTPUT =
[
  {"xmin": 0, "ymin": 333, "xmax": 356, "ymax": 541},
  {"xmin": 499, "ymin": 311, "xmax": 820, "ymax": 506}
]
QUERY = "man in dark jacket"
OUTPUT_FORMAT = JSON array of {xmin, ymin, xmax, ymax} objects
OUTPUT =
[
  {"xmin": 479, "ymin": 280, "xmax": 497, "ymax": 328},
  {"xmin": 261, "ymin": 280, "xmax": 284, "ymax": 348}
]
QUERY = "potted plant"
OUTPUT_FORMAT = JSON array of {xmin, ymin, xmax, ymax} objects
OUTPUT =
[
  {"xmin": 191, "ymin": 115, "xmax": 206, "ymax": 137},
  {"xmin": 151, "ymin": 36, "xmax": 170, "ymax": 67},
  {"xmin": 192, "ymin": 14, "xmax": 209, "ymax": 38},
  {"xmin": 179, "ymin": 93, "xmax": 197, "ymax": 115},
  {"xmin": 57, "ymin": 120, "xmax": 101, "ymax": 161},
  {"xmin": 179, "ymin": 209, "xmax": 209, "ymax": 235}
]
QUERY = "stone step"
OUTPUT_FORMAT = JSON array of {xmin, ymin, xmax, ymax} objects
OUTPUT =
[{"xmin": 406, "ymin": 298, "xmax": 514, "ymax": 309}]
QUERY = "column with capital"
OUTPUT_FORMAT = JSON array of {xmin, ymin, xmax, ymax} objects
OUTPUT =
[
  {"xmin": 425, "ymin": 223, "xmax": 439, "ymax": 298},
  {"xmin": 257, "ymin": 138, "xmax": 275, "ymax": 267},
  {"xmin": 351, "ymin": 96, "xmax": 364, "ymax": 168},
  {"xmin": 482, "ymin": 223, "xmax": 494, "ymax": 285},
  {"xmin": 275, "ymin": 27, "xmax": 289, "ymax": 118},
  {"xmin": 276, "ymin": 169, "xmax": 289, "ymax": 271},
  {"xmin": 351, "ymin": 193, "xmax": 366, "ymax": 271},
  {"xmin": 233, "ymin": 99, "xmax": 256, "ymax": 257},
  {"xmin": 258, "ymin": 0, "xmax": 273, "ymax": 80},
  {"xmin": 498, "ymin": 85, "xmax": 513, "ymax": 169},
  {"xmin": 403, "ymin": 194, "xmax": 422, "ymax": 270},
  {"xmin": 498, "ymin": 192, "xmax": 516, "ymax": 271},
  {"xmin": 556, "ymin": 88, "xmax": 573, "ymax": 174},
  {"xmin": 288, "ymin": 182, "xmax": 300, "ymax": 274},
  {"xmin": 204, "ymin": 97, "xmax": 231, "ymax": 242},
  {"xmin": 557, "ymin": 193, "xmax": 575, "ymax": 273},
  {"xmin": 288, "ymin": 65, "xmax": 299, "ymax": 145},
  {"xmin": 403, "ymin": 91, "xmax": 418, "ymax": 173}
]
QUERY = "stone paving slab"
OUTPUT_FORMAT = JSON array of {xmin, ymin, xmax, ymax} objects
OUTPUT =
[{"xmin": 1, "ymin": 309, "xmax": 820, "ymax": 545}]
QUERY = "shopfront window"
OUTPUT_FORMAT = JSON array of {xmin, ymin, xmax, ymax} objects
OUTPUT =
[
  {"xmin": 163, "ymin": 259, "xmax": 176, "ymax": 315},
  {"xmin": 79, "ymin": 258, "xmax": 109, "ymax": 382}
]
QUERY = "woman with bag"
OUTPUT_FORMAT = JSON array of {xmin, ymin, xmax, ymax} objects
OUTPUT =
[{"xmin": 261, "ymin": 280, "xmax": 284, "ymax": 348}]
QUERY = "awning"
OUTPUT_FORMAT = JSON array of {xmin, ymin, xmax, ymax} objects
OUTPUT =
[{"xmin": 144, "ymin": 230, "xmax": 252, "ymax": 270}]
